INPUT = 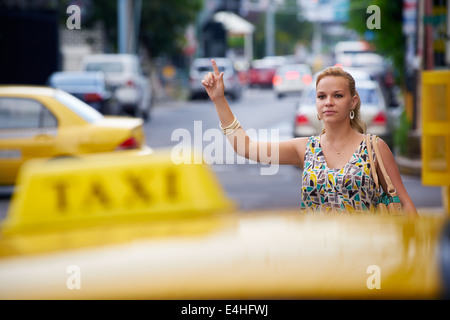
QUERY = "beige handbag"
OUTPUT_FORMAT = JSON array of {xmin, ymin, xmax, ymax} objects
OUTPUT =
[{"xmin": 365, "ymin": 134, "xmax": 403, "ymax": 215}]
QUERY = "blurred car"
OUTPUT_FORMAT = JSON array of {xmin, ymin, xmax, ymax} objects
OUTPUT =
[
  {"xmin": 334, "ymin": 40, "xmax": 372, "ymax": 67},
  {"xmin": 293, "ymin": 78, "xmax": 393, "ymax": 147},
  {"xmin": 344, "ymin": 53, "xmax": 398, "ymax": 107},
  {"xmin": 334, "ymin": 45, "xmax": 398, "ymax": 108},
  {"xmin": 0, "ymin": 86, "xmax": 152, "ymax": 186},
  {"xmin": 248, "ymin": 58, "xmax": 278, "ymax": 88},
  {"xmin": 47, "ymin": 71, "xmax": 118, "ymax": 115},
  {"xmin": 272, "ymin": 63, "xmax": 313, "ymax": 99},
  {"xmin": 339, "ymin": 67, "xmax": 374, "ymax": 82},
  {"xmin": 80, "ymin": 54, "xmax": 153, "ymax": 120},
  {"xmin": 189, "ymin": 57, "xmax": 242, "ymax": 100}
]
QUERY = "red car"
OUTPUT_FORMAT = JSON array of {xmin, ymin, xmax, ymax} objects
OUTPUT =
[{"xmin": 248, "ymin": 59, "xmax": 277, "ymax": 88}]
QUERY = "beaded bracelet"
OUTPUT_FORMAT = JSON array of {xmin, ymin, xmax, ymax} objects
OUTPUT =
[{"xmin": 219, "ymin": 117, "xmax": 241, "ymax": 136}]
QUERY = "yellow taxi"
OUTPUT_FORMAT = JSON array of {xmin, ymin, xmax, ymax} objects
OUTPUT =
[
  {"xmin": 0, "ymin": 85, "xmax": 152, "ymax": 186},
  {"xmin": 0, "ymin": 148, "xmax": 448, "ymax": 300}
]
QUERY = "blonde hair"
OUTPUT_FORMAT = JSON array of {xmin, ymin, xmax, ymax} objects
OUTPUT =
[{"xmin": 316, "ymin": 66, "xmax": 366, "ymax": 134}]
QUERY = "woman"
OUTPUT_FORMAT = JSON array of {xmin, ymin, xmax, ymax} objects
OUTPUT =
[{"xmin": 202, "ymin": 60, "xmax": 418, "ymax": 216}]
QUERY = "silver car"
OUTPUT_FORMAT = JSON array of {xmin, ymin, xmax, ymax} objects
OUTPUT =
[
  {"xmin": 293, "ymin": 77, "xmax": 394, "ymax": 147},
  {"xmin": 80, "ymin": 54, "xmax": 153, "ymax": 120},
  {"xmin": 47, "ymin": 71, "xmax": 117, "ymax": 115},
  {"xmin": 273, "ymin": 63, "xmax": 312, "ymax": 99},
  {"xmin": 189, "ymin": 57, "xmax": 242, "ymax": 101}
]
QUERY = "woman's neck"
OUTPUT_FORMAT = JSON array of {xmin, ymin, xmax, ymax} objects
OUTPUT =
[{"xmin": 322, "ymin": 124, "xmax": 357, "ymax": 143}]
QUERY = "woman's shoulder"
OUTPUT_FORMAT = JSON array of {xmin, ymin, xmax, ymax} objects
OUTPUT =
[
  {"xmin": 307, "ymin": 135, "xmax": 320, "ymax": 146},
  {"xmin": 291, "ymin": 135, "xmax": 319, "ymax": 147},
  {"xmin": 370, "ymin": 135, "xmax": 390, "ymax": 150}
]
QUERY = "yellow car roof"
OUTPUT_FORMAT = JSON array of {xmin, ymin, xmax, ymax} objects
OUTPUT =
[{"xmin": 0, "ymin": 85, "xmax": 57, "ymax": 97}]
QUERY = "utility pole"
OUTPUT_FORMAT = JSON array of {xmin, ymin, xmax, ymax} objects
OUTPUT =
[
  {"xmin": 117, "ymin": 0, "xmax": 142, "ymax": 54},
  {"xmin": 118, "ymin": 0, "xmax": 127, "ymax": 53},
  {"xmin": 265, "ymin": 0, "xmax": 275, "ymax": 56}
]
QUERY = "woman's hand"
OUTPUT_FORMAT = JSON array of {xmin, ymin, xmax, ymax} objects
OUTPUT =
[{"xmin": 201, "ymin": 59, "xmax": 225, "ymax": 102}]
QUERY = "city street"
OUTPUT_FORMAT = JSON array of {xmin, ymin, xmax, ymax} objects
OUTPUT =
[
  {"xmin": 146, "ymin": 87, "xmax": 443, "ymax": 214},
  {"xmin": 132, "ymin": 87, "xmax": 444, "ymax": 213},
  {"xmin": 0, "ymin": 87, "xmax": 444, "ymax": 220}
]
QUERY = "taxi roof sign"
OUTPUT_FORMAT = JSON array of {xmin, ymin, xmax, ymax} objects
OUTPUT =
[{"xmin": 1, "ymin": 150, "xmax": 235, "ymax": 234}]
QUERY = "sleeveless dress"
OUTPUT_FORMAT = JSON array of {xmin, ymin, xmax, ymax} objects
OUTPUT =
[{"xmin": 300, "ymin": 135, "xmax": 380, "ymax": 215}]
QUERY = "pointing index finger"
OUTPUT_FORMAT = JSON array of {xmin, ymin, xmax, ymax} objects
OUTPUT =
[{"xmin": 211, "ymin": 59, "xmax": 220, "ymax": 76}]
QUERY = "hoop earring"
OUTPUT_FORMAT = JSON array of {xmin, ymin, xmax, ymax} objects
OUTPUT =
[
  {"xmin": 350, "ymin": 110, "xmax": 355, "ymax": 120},
  {"xmin": 317, "ymin": 114, "xmax": 321, "ymax": 121}
]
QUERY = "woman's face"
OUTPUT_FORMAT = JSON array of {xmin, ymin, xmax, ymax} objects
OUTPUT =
[{"xmin": 316, "ymin": 76, "xmax": 357, "ymax": 124}]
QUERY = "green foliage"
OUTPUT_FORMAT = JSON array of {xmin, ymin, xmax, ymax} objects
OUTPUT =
[
  {"xmin": 346, "ymin": 0, "xmax": 405, "ymax": 85},
  {"xmin": 394, "ymin": 110, "xmax": 412, "ymax": 156},
  {"xmin": 228, "ymin": 36, "xmax": 245, "ymax": 49},
  {"xmin": 253, "ymin": 0, "xmax": 313, "ymax": 58},
  {"xmin": 140, "ymin": 0, "xmax": 203, "ymax": 58},
  {"xmin": 67, "ymin": 0, "xmax": 203, "ymax": 57},
  {"xmin": 275, "ymin": 11, "xmax": 313, "ymax": 56}
]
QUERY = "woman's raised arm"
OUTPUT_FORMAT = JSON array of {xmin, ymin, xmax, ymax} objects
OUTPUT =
[{"xmin": 201, "ymin": 59, "xmax": 305, "ymax": 167}]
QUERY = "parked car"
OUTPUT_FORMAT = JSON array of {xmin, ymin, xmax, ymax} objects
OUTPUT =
[
  {"xmin": 80, "ymin": 54, "xmax": 153, "ymax": 120},
  {"xmin": 342, "ymin": 53, "xmax": 398, "ymax": 107},
  {"xmin": 272, "ymin": 63, "xmax": 313, "ymax": 99},
  {"xmin": 334, "ymin": 40, "xmax": 372, "ymax": 67},
  {"xmin": 339, "ymin": 67, "xmax": 374, "ymax": 82},
  {"xmin": 293, "ymin": 78, "xmax": 394, "ymax": 147},
  {"xmin": 0, "ymin": 86, "xmax": 152, "ymax": 186},
  {"xmin": 189, "ymin": 57, "xmax": 242, "ymax": 100},
  {"xmin": 248, "ymin": 58, "xmax": 278, "ymax": 88},
  {"xmin": 47, "ymin": 71, "xmax": 118, "ymax": 115}
]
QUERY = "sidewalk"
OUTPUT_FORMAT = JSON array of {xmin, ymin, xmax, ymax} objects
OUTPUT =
[
  {"xmin": 396, "ymin": 155, "xmax": 422, "ymax": 177},
  {"xmin": 396, "ymin": 155, "xmax": 448, "ymax": 216}
]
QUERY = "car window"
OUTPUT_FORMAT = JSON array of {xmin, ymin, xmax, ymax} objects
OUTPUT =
[
  {"xmin": 41, "ymin": 107, "xmax": 58, "ymax": 127},
  {"xmin": 54, "ymin": 90, "xmax": 103, "ymax": 122},
  {"xmin": 357, "ymin": 88, "xmax": 379, "ymax": 104},
  {"xmin": 196, "ymin": 66, "xmax": 226, "ymax": 73},
  {"xmin": 50, "ymin": 76, "xmax": 103, "ymax": 93},
  {"xmin": 0, "ymin": 97, "xmax": 57, "ymax": 129},
  {"xmin": 51, "ymin": 77, "xmax": 99, "ymax": 86},
  {"xmin": 85, "ymin": 62, "xmax": 123, "ymax": 73},
  {"xmin": 278, "ymin": 65, "xmax": 310, "ymax": 75},
  {"xmin": 131, "ymin": 60, "xmax": 141, "ymax": 75}
]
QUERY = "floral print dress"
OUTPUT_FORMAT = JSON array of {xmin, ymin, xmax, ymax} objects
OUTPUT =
[{"xmin": 300, "ymin": 135, "xmax": 380, "ymax": 215}]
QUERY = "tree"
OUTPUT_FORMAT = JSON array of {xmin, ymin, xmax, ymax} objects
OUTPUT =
[
  {"xmin": 78, "ymin": 0, "xmax": 202, "ymax": 58},
  {"xmin": 253, "ymin": 0, "xmax": 313, "ymax": 59},
  {"xmin": 139, "ymin": 0, "xmax": 202, "ymax": 58},
  {"xmin": 346, "ymin": 0, "xmax": 405, "ymax": 85}
]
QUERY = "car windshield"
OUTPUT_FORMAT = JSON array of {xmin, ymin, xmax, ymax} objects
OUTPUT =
[
  {"xmin": 54, "ymin": 89, "xmax": 103, "ymax": 122},
  {"xmin": 196, "ymin": 66, "xmax": 226, "ymax": 73},
  {"xmin": 85, "ymin": 62, "xmax": 123, "ymax": 73},
  {"xmin": 52, "ymin": 77, "xmax": 99, "ymax": 86},
  {"xmin": 278, "ymin": 65, "xmax": 310, "ymax": 75},
  {"xmin": 305, "ymin": 87, "xmax": 379, "ymax": 105}
]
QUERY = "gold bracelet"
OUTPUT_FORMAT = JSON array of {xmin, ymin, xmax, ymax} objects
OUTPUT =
[
  {"xmin": 223, "ymin": 120, "xmax": 240, "ymax": 136},
  {"xmin": 219, "ymin": 117, "xmax": 237, "ymax": 131}
]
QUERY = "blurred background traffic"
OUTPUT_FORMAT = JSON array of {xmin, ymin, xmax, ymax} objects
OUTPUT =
[{"xmin": 0, "ymin": 0, "xmax": 449, "ymax": 216}]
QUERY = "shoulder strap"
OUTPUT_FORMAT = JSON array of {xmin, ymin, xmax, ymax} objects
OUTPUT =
[
  {"xmin": 365, "ymin": 134, "xmax": 379, "ymax": 189},
  {"xmin": 371, "ymin": 136, "xmax": 396, "ymax": 196}
]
